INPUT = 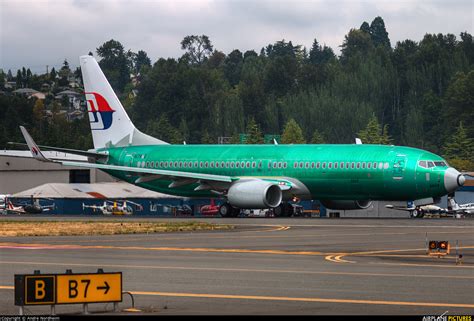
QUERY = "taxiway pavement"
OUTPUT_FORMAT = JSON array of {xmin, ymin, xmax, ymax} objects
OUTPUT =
[{"xmin": 0, "ymin": 217, "xmax": 473, "ymax": 315}]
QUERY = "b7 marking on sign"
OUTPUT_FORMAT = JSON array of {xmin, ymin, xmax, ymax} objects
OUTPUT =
[{"xmin": 57, "ymin": 273, "xmax": 121, "ymax": 304}]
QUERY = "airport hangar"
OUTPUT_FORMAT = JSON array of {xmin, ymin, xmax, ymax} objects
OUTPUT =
[
  {"xmin": 0, "ymin": 150, "xmax": 214, "ymax": 216},
  {"xmin": 1, "ymin": 149, "xmax": 473, "ymax": 217}
]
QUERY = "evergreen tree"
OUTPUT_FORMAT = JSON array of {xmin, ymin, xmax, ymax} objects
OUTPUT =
[
  {"xmin": 310, "ymin": 129, "xmax": 326, "ymax": 144},
  {"xmin": 223, "ymin": 49, "xmax": 243, "ymax": 87},
  {"xmin": 26, "ymin": 68, "xmax": 32, "ymax": 87},
  {"xmin": 16, "ymin": 70, "xmax": 22, "ymax": 88},
  {"xmin": 443, "ymin": 121, "xmax": 474, "ymax": 163},
  {"xmin": 444, "ymin": 71, "xmax": 474, "ymax": 137},
  {"xmin": 134, "ymin": 50, "xmax": 152, "ymax": 73},
  {"xmin": 357, "ymin": 114, "xmax": 392, "ymax": 144},
  {"xmin": 281, "ymin": 118, "xmax": 306, "ymax": 144},
  {"xmin": 201, "ymin": 129, "xmax": 214, "ymax": 144},
  {"xmin": 369, "ymin": 16, "xmax": 391, "ymax": 49},
  {"xmin": 340, "ymin": 29, "xmax": 374, "ymax": 64},
  {"xmin": 309, "ymin": 39, "xmax": 335, "ymax": 65},
  {"xmin": 0, "ymin": 70, "xmax": 4, "ymax": 87},
  {"xmin": 245, "ymin": 118, "xmax": 264, "ymax": 144},
  {"xmin": 49, "ymin": 67, "xmax": 57, "ymax": 80},
  {"xmin": 360, "ymin": 21, "xmax": 371, "ymax": 34}
]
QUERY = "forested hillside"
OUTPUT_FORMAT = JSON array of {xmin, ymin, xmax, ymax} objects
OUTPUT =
[{"xmin": 1, "ymin": 17, "xmax": 473, "ymax": 169}]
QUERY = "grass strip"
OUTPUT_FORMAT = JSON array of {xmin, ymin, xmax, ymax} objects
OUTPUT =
[{"xmin": 0, "ymin": 221, "xmax": 233, "ymax": 237}]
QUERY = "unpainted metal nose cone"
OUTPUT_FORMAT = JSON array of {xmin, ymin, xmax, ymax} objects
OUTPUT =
[{"xmin": 444, "ymin": 168, "xmax": 463, "ymax": 192}]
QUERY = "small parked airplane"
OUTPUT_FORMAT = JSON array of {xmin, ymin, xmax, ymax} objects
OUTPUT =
[
  {"xmin": 386, "ymin": 195, "xmax": 474, "ymax": 218},
  {"xmin": 448, "ymin": 197, "xmax": 474, "ymax": 216},
  {"xmin": 0, "ymin": 194, "xmax": 10, "ymax": 214},
  {"xmin": 200, "ymin": 199, "xmax": 219, "ymax": 216},
  {"xmin": 385, "ymin": 202, "xmax": 446, "ymax": 218},
  {"xmin": 5, "ymin": 196, "xmax": 55, "ymax": 215},
  {"xmin": 82, "ymin": 200, "xmax": 142, "ymax": 215}
]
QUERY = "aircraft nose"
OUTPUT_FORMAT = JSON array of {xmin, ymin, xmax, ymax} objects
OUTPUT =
[
  {"xmin": 458, "ymin": 173, "xmax": 466, "ymax": 186},
  {"xmin": 444, "ymin": 167, "xmax": 465, "ymax": 192}
]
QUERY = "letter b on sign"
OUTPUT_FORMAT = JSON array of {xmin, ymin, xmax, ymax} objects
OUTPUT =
[
  {"xmin": 35, "ymin": 280, "xmax": 46, "ymax": 299},
  {"xmin": 25, "ymin": 276, "xmax": 55, "ymax": 304}
]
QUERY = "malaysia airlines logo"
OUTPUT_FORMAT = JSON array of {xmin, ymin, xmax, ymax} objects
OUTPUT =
[{"xmin": 85, "ymin": 92, "xmax": 115, "ymax": 130}]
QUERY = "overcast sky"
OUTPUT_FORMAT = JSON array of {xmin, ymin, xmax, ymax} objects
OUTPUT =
[{"xmin": 1, "ymin": 0, "xmax": 472, "ymax": 74}]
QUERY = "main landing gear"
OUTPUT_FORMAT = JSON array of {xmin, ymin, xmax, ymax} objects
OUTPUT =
[
  {"xmin": 219, "ymin": 202, "xmax": 240, "ymax": 217},
  {"xmin": 272, "ymin": 202, "xmax": 293, "ymax": 217},
  {"xmin": 219, "ymin": 202, "xmax": 295, "ymax": 218}
]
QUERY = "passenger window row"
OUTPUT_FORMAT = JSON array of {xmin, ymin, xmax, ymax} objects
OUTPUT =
[
  {"xmin": 137, "ymin": 160, "xmax": 264, "ymax": 169},
  {"xmin": 134, "ymin": 160, "xmax": 390, "ymax": 171},
  {"xmin": 293, "ymin": 161, "xmax": 389, "ymax": 170}
]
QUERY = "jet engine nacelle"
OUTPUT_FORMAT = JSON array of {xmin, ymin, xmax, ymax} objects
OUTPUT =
[
  {"xmin": 227, "ymin": 180, "xmax": 282, "ymax": 209},
  {"xmin": 321, "ymin": 200, "xmax": 372, "ymax": 210}
]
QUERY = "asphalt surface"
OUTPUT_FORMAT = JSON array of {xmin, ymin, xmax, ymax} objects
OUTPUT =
[{"xmin": 0, "ymin": 216, "xmax": 473, "ymax": 315}]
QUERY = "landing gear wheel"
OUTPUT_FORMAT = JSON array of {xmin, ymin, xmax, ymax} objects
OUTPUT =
[
  {"xmin": 274, "ymin": 203, "xmax": 292, "ymax": 217},
  {"xmin": 273, "ymin": 204, "xmax": 283, "ymax": 217},
  {"xmin": 219, "ymin": 203, "xmax": 232, "ymax": 217},
  {"xmin": 411, "ymin": 209, "xmax": 424, "ymax": 218},
  {"xmin": 231, "ymin": 207, "xmax": 241, "ymax": 217}
]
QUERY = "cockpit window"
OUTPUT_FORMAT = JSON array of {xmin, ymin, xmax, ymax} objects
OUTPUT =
[{"xmin": 419, "ymin": 160, "xmax": 448, "ymax": 168}]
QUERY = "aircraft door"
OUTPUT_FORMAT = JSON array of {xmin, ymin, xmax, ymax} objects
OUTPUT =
[
  {"xmin": 415, "ymin": 162, "xmax": 428, "ymax": 194},
  {"xmin": 392, "ymin": 154, "xmax": 406, "ymax": 180},
  {"xmin": 120, "ymin": 149, "xmax": 136, "ymax": 167}
]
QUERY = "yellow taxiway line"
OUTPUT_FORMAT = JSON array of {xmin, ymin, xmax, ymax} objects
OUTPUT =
[
  {"xmin": 130, "ymin": 291, "xmax": 474, "ymax": 309},
  {"xmin": 33, "ymin": 230, "xmax": 473, "ymax": 245},
  {"xmin": 2, "ymin": 260, "xmax": 474, "ymax": 279},
  {"xmin": 324, "ymin": 254, "xmax": 355, "ymax": 264},
  {"xmin": 0, "ymin": 285, "xmax": 472, "ymax": 309},
  {"xmin": 325, "ymin": 245, "xmax": 474, "ymax": 264},
  {"xmin": 0, "ymin": 242, "xmax": 325, "ymax": 256},
  {"xmin": 2, "ymin": 242, "xmax": 472, "ymax": 266},
  {"xmin": 0, "ymin": 286, "xmax": 13, "ymax": 290}
]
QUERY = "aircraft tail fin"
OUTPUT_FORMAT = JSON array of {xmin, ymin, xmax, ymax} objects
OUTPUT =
[{"xmin": 79, "ymin": 55, "xmax": 168, "ymax": 149}]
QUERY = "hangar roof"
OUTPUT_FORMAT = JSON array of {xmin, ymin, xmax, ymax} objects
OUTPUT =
[{"xmin": 13, "ymin": 182, "xmax": 181, "ymax": 199}]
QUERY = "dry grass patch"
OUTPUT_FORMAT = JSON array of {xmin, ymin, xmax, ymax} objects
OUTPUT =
[{"xmin": 0, "ymin": 221, "xmax": 233, "ymax": 237}]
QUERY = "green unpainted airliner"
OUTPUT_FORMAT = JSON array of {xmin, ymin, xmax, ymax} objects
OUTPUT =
[{"xmin": 19, "ymin": 55, "xmax": 465, "ymax": 217}]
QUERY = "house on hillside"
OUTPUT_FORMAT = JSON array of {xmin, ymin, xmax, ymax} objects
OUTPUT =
[{"xmin": 55, "ymin": 89, "xmax": 84, "ymax": 110}]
